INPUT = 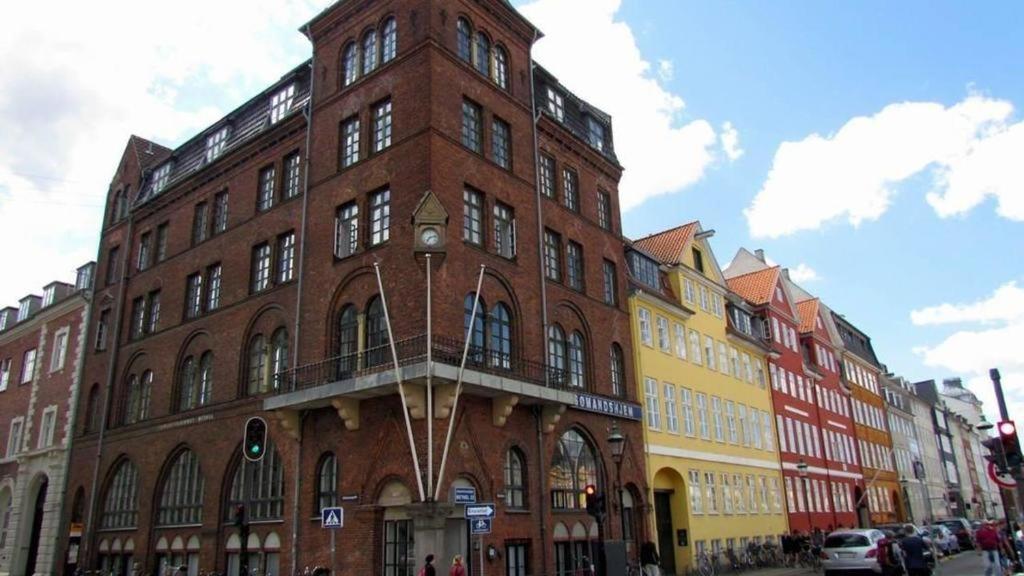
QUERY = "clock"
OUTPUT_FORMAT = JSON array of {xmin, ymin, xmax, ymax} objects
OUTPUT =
[{"xmin": 420, "ymin": 227, "xmax": 441, "ymax": 247}]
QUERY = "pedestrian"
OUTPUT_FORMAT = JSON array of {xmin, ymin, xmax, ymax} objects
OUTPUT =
[
  {"xmin": 977, "ymin": 520, "xmax": 1004, "ymax": 576},
  {"xmin": 640, "ymin": 541, "xmax": 661, "ymax": 576},
  {"xmin": 449, "ymin": 554, "xmax": 465, "ymax": 576},
  {"xmin": 900, "ymin": 524, "xmax": 932, "ymax": 576},
  {"xmin": 419, "ymin": 554, "xmax": 437, "ymax": 576},
  {"xmin": 877, "ymin": 530, "xmax": 903, "ymax": 576}
]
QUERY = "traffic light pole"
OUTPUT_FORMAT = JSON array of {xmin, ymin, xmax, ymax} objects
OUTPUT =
[{"xmin": 989, "ymin": 370, "xmax": 1024, "ymax": 526}]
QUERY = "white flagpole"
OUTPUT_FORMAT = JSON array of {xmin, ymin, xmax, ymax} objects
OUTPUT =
[
  {"xmin": 426, "ymin": 254, "xmax": 434, "ymax": 499},
  {"xmin": 434, "ymin": 265, "xmax": 486, "ymax": 501},
  {"xmin": 374, "ymin": 262, "xmax": 426, "ymax": 502}
]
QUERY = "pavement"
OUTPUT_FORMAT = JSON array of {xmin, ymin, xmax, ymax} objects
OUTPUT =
[{"xmin": 729, "ymin": 551, "xmax": 1023, "ymax": 576}]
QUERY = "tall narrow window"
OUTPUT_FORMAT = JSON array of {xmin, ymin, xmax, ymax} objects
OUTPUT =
[
  {"xmin": 334, "ymin": 202, "xmax": 359, "ymax": 258},
  {"xmin": 547, "ymin": 325, "xmax": 566, "ymax": 381},
  {"xmin": 270, "ymin": 84, "xmax": 296, "ymax": 124},
  {"xmin": 602, "ymin": 260, "xmax": 617, "ymax": 306},
  {"xmin": 106, "ymin": 246, "xmax": 120, "ymax": 286},
  {"xmin": 101, "ymin": 460, "xmax": 140, "ymax": 529},
  {"xmin": 317, "ymin": 453, "xmax": 338, "ymax": 510},
  {"xmin": 205, "ymin": 126, "xmax": 229, "ymax": 163},
  {"xmin": 206, "ymin": 264, "xmax": 222, "ymax": 311},
  {"xmin": 335, "ymin": 305, "xmax": 359, "ymax": 377},
  {"xmin": 270, "ymin": 328, "xmax": 289, "ymax": 391},
  {"xmin": 20, "ymin": 349, "xmax": 36, "ymax": 384},
  {"xmin": 257, "ymin": 166, "xmax": 276, "ymax": 211},
  {"xmin": 464, "ymin": 294, "xmax": 486, "ymax": 361},
  {"xmin": 543, "ymin": 230, "xmax": 561, "ymax": 281},
  {"xmin": 505, "ymin": 448, "xmax": 527, "ymax": 508},
  {"xmin": 547, "ymin": 87, "xmax": 564, "ymax": 122},
  {"xmin": 283, "ymin": 152, "xmax": 301, "ymax": 199},
  {"xmin": 152, "ymin": 163, "xmax": 171, "ymax": 194},
  {"xmin": 491, "ymin": 117, "xmax": 511, "ymax": 169},
  {"xmin": 644, "ymin": 378, "xmax": 660, "ymax": 430},
  {"xmin": 248, "ymin": 335, "xmax": 268, "ymax": 395},
  {"xmin": 610, "ymin": 344, "xmax": 625, "ymax": 397},
  {"xmin": 130, "ymin": 297, "xmax": 145, "ymax": 339},
  {"xmin": 341, "ymin": 117, "xmax": 360, "ymax": 167},
  {"xmin": 463, "ymin": 189, "xmax": 483, "ymax": 245},
  {"xmin": 343, "ymin": 43, "xmax": 358, "ymax": 86},
  {"xmin": 179, "ymin": 356, "xmax": 197, "ymax": 411},
  {"xmin": 213, "ymin": 191, "xmax": 229, "ymax": 234},
  {"xmin": 137, "ymin": 232, "xmax": 152, "ymax": 271},
  {"xmin": 597, "ymin": 191, "xmax": 612, "ymax": 230},
  {"xmin": 461, "ymin": 100, "xmax": 482, "ymax": 153},
  {"xmin": 566, "ymin": 241, "xmax": 584, "ymax": 292},
  {"xmin": 373, "ymin": 100, "xmax": 393, "ymax": 152},
  {"xmin": 567, "ymin": 332, "xmax": 585, "ymax": 388},
  {"xmin": 185, "ymin": 273, "xmax": 203, "ymax": 319},
  {"xmin": 539, "ymin": 154, "xmax": 555, "ymax": 198},
  {"xmin": 192, "ymin": 202, "xmax": 209, "ymax": 245},
  {"xmin": 156, "ymin": 223, "xmax": 169, "ymax": 263},
  {"xmin": 562, "ymin": 168, "xmax": 579, "ymax": 212},
  {"xmin": 362, "ymin": 30, "xmax": 378, "ymax": 75},
  {"xmin": 251, "ymin": 243, "xmax": 272, "ymax": 293},
  {"xmin": 474, "ymin": 33, "xmax": 491, "ymax": 76},
  {"xmin": 493, "ymin": 202, "xmax": 515, "ymax": 259},
  {"xmin": 456, "ymin": 18, "xmax": 472, "ymax": 62},
  {"xmin": 146, "ymin": 291, "xmax": 161, "ymax": 334},
  {"xmin": 369, "ymin": 189, "xmax": 390, "ymax": 246},
  {"xmin": 587, "ymin": 117, "xmax": 605, "ymax": 152},
  {"xmin": 277, "ymin": 232, "xmax": 296, "ymax": 284},
  {"xmin": 157, "ymin": 450, "xmax": 205, "ymax": 526},
  {"xmin": 365, "ymin": 297, "xmax": 389, "ymax": 367},
  {"xmin": 493, "ymin": 46, "xmax": 509, "ymax": 89},
  {"xmin": 489, "ymin": 303, "xmax": 512, "ymax": 369},
  {"xmin": 382, "ymin": 17, "xmax": 397, "ymax": 63}
]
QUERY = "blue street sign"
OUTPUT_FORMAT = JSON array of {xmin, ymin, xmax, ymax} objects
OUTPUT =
[
  {"xmin": 470, "ymin": 518, "xmax": 491, "ymax": 535},
  {"xmin": 453, "ymin": 487, "xmax": 477, "ymax": 504},
  {"xmin": 321, "ymin": 507, "xmax": 344, "ymax": 529},
  {"xmin": 464, "ymin": 503, "xmax": 495, "ymax": 519}
]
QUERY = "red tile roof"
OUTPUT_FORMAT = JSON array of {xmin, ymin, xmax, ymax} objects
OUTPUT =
[
  {"xmin": 796, "ymin": 299, "xmax": 819, "ymax": 333},
  {"xmin": 725, "ymin": 267, "xmax": 779, "ymax": 305},
  {"xmin": 633, "ymin": 222, "xmax": 698, "ymax": 265}
]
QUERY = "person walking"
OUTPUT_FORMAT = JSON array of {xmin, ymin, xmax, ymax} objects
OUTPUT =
[
  {"xmin": 900, "ymin": 524, "xmax": 932, "ymax": 576},
  {"xmin": 977, "ymin": 520, "xmax": 1004, "ymax": 576},
  {"xmin": 640, "ymin": 541, "xmax": 661, "ymax": 576},
  {"xmin": 419, "ymin": 554, "xmax": 437, "ymax": 576},
  {"xmin": 449, "ymin": 554, "xmax": 466, "ymax": 576}
]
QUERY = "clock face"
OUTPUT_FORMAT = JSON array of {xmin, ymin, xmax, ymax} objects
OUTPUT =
[{"xmin": 420, "ymin": 227, "xmax": 440, "ymax": 247}]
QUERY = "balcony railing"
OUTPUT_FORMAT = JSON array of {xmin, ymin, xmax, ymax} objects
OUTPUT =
[{"xmin": 274, "ymin": 334, "xmax": 576, "ymax": 394}]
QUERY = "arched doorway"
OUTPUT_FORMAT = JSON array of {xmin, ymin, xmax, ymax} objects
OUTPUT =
[
  {"xmin": 0, "ymin": 485, "xmax": 12, "ymax": 554},
  {"xmin": 853, "ymin": 486, "xmax": 869, "ymax": 528},
  {"xmin": 22, "ymin": 475, "xmax": 49, "ymax": 576},
  {"xmin": 652, "ymin": 468, "xmax": 687, "ymax": 575}
]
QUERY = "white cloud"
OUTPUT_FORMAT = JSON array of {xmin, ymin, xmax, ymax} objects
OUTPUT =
[
  {"xmin": 910, "ymin": 281, "xmax": 1024, "ymax": 326},
  {"xmin": 0, "ymin": 0, "xmax": 331, "ymax": 306},
  {"xmin": 745, "ymin": 95, "xmax": 1024, "ymax": 239},
  {"xmin": 787, "ymin": 263, "xmax": 820, "ymax": 283},
  {"xmin": 720, "ymin": 121, "xmax": 743, "ymax": 161},
  {"xmin": 519, "ymin": 0, "xmax": 720, "ymax": 211},
  {"xmin": 657, "ymin": 60, "xmax": 674, "ymax": 82}
]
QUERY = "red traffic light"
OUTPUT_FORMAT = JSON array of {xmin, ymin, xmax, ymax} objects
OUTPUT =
[
  {"xmin": 999, "ymin": 421, "xmax": 1016, "ymax": 437},
  {"xmin": 584, "ymin": 484, "xmax": 597, "ymax": 496}
]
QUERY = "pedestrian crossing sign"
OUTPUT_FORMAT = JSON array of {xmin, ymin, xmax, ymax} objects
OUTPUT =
[{"xmin": 321, "ymin": 507, "xmax": 344, "ymax": 529}]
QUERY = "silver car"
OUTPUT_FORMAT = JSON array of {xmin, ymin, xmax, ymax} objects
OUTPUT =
[
  {"xmin": 928, "ymin": 524, "xmax": 960, "ymax": 555},
  {"xmin": 822, "ymin": 529, "xmax": 887, "ymax": 576}
]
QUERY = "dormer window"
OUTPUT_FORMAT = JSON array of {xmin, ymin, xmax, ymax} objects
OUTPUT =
[
  {"xmin": 587, "ymin": 117, "xmax": 605, "ymax": 152},
  {"xmin": 628, "ymin": 252, "xmax": 660, "ymax": 290},
  {"xmin": 43, "ymin": 286, "xmax": 56, "ymax": 307},
  {"xmin": 270, "ymin": 84, "xmax": 296, "ymax": 124},
  {"xmin": 547, "ymin": 87, "xmax": 564, "ymax": 122},
  {"xmin": 205, "ymin": 126, "xmax": 229, "ymax": 163},
  {"xmin": 17, "ymin": 300, "xmax": 31, "ymax": 322},
  {"xmin": 152, "ymin": 163, "xmax": 172, "ymax": 193},
  {"xmin": 76, "ymin": 264, "xmax": 94, "ymax": 291},
  {"xmin": 692, "ymin": 248, "xmax": 705, "ymax": 273}
]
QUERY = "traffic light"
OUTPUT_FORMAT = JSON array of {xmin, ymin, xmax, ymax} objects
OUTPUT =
[
  {"xmin": 983, "ymin": 436, "xmax": 1008, "ymax": 474},
  {"xmin": 233, "ymin": 504, "xmax": 247, "ymax": 528},
  {"xmin": 584, "ymin": 484, "xmax": 605, "ymax": 519},
  {"xmin": 244, "ymin": 416, "xmax": 267, "ymax": 462},
  {"xmin": 999, "ymin": 420, "xmax": 1022, "ymax": 469}
]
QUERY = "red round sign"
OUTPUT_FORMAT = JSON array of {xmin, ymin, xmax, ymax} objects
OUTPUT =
[{"xmin": 988, "ymin": 461, "xmax": 1018, "ymax": 489}]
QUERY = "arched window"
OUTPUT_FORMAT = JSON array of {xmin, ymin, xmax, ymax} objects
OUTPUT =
[
  {"xmin": 124, "ymin": 371, "xmax": 151, "ymax": 425},
  {"xmin": 336, "ymin": 305, "xmax": 359, "ymax": 377},
  {"xmin": 342, "ymin": 42, "xmax": 359, "ymax": 86},
  {"xmin": 474, "ymin": 32, "xmax": 491, "ymax": 76},
  {"xmin": 317, "ymin": 453, "xmax": 338, "ymax": 510},
  {"xmin": 489, "ymin": 303, "xmax": 512, "ymax": 369},
  {"xmin": 362, "ymin": 30, "xmax": 378, "ymax": 75},
  {"xmin": 381, "ymin": 17, "xmax": 397, "ymax": 63},
  {"xmin": 365, "ymin": 296, "xmax": 389, "ymax": 367},
  {"xmin": 140, "ymin": 371, "xmax": 152, "ymax": 420},
  {"xmin": 247, "ymin": 334, "xmax": 267, "ymax": 395},
  {"xmin": 464, "ymin": 293, "xmax": 487, "ymax": 363},
  {"xmin": 86, "ymin": 384, "xmax": 101, "ymax": 433},
  {"xmin": 548, "ymin": 325, "xmax": 566, "ymax": 383},
  {"xmin": 198, "ymin": 352, "xmax": 213, "ymax": 406},
  {"xmin": 157, "ymin": 450, "xmax": 204, "ymax": 525},
  {"xmin": 550, "ymin": 429, "xmax": 598, "ymax": 510},
  {"xmin": 568, "ymin": 332, "xmax": 585, "ymax": 388},
  {"xmin": 493, "ymin": 46, "xmax": 509, "ymax": 89},
  {"xmin": 456, "ymin": 18, "xmax": 472, "ymax": 62},
  {"xmin": 179, "ymin": 356, "xmax": 197, "ymax": 411},
  {"xmin": 271, "ymin": 328, "xmax": 289, "ymax": 391},
  {"xmin": 610, "ymin": 344, "xmax": 625, "ymax": 397},
  {"xmin": 101, "ymin": 460, "xmax": 139, "ymax": 529},
  {"xmin": 227, "ymin": 439, "xmax": 284, "ymax": 521},
  {"xmin": 504, "ymin": 447, "xmax": 527, "ymax": 509}
]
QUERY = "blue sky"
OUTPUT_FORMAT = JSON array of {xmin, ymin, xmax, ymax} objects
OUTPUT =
[{"xmin": 1, "ymin": 0, "xmax": 1021, "ymax": 419}]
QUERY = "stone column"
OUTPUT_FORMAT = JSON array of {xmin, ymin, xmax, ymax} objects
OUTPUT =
[{"xmin": 407, "ymin": 502, "xmax": 454, "ymax": 572}]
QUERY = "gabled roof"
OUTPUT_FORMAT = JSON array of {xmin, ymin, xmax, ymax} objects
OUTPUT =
[
  {"xmin": 633, "ymin": 222, "xmax": 697, "ymax": 265},
  {"xmin": 725, "ymin": 267, "xmax": 780, "ymax": 306},
  {"xmin": 129, "ymin": 135, "xmax": 172, "ymax": 170},
  {"xmin": 796, "ymin": 299, "xmax": 819, "ymax": 333}
]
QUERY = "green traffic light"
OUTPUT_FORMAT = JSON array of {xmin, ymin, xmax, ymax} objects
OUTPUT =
[{"xmin": 250, "ymin": 445, "xmax": 261, "ymax": 454}]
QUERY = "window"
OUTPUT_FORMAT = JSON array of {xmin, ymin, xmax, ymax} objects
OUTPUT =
[
  {"xmin": 284, "ymin": 152, "xmax": 302, "ymax": 200},
  {"xmin": 712, "ymin": 396, "xmax": 724, "ymax": 442},
  {"xmin": 696, "ymin": 392, "xmax": 709, "ymax": 439},
  {"xmin": 704, "ymin": 336, "xmax": 715, "ymax": 370},
  {"xmin": 251, "ymin": 243, "xmax": 272, "ymax": 293},
  {"xmin": 566, "ymin": 241, "xmax": 584, "ymax": 291},
  {"xmin": 157, "ymin": 449, "xmax": 204, "ymax": 526},
  {"xmin": 382, "ymin": 17, "xmax": 397, "ymax": 63},
  {"xmin": 597, "ymin": 190, "xmax": 612, "ymax": 230},
  {"xmin": 147, "ymin": 291, "xmax": 161, "ymax": 334},
  {"xmin": 335, "ymin": 202, "xmax": 359, "ymax": 258},
  {"xmin": 369, "ymin": 189, "xmax": 390, "ymax": 245},
  {"xmin": 506, "ymin": 542, "xmax": 528, "ymax": 576},
  {"xmin": 276, "ymin": 232, "xmax": 296, "ymax": 284},
  {"xmin": 206, "ymin": 264, "xmax": 222, "ymax": 311},
  {"xmin": 673, "ymin": 324, "xmax": 687, "ymax": 359},
  {"xmin": 505, "ymin": 448, "xmax": 527, "ymax": 508},
  {"xmin": 37, "ymin": 407, "xmax": 56, "ymax": 448},
  {"xmin": 123, "ymin": 371, "xmax": 152, "ymax": 425},
  {"xmin": 562, "ymin": 168, "xmax": 579, "ymax": 212},
  {"xmin": 681, "ymin": 388, "xmax": 695, "ymax": 436},
  {"xmin": 343, "ymin": 42, "xmax": 359, "ymax": 86},
  {"xmin": 493, "ymin": 202, "xmax": 515, "ymax": 259},
  {"xmin": 543, "ymin": 230, "xmax": 561, "ymax": 281},
  {"xmin": 21, "ymin": 349, "xmax": 36, "ymax": 383},
  {"xmin": 106, "ymin": 246, "xmax": 120, "ymax": 285},
  {"xmin": 373, "ymin": 100, "xmax": 393, "ymax": 152},
  {"xmin": 474, "ymin": 32, "xmax": 491, "ymax": 75},
  {"xmin": 383, "ymin": 519, "xmax": 415, "ymax": 576},
  {"xmin": 247, "ymin": 329, "xmax": 289, "ymax": 395},
  {"xmin": 463, "ymin": 189, "xmax": 483, "ymax": 245},
  {"xmin": 152, "ymin": 163, "xmax": 171, "ymax": 194},
  {"xmin": 211, "ymin": 190, "xmax": 229, "ymax": 234},
  {"xmin": 155, "ymin": 223, "xmax": 169, "ymax": 263},
  {"xmin": 131, "ymin": 297, "xmax": 145, "ymax": 339},
  {"xmin": 137, "ymin": 232, "xmax": 153, "ymax": 271},
  {"xmin": 457, "ymin": 18, "xmax": 472, "ymax": 62},
  {"xmin": 726, "ymin": 401, "xmax": 737, "ymax": 444},
  {"xmin": 258, "ymin": 166, "xmax": 276, "ymax": 211},
  {"xmin": 205, "ymin": 126, "xmax": 229, "ymax": 163},
  {"xmin": 665, "ymin": 384, "xmax": 679, "ymax": 433},
  {"xmin": 6, "ymin": 418, "xmax": 24, "ymax": 456},
  {"xmin": 494, "ymin": 46, "xmax": 509, "ymax": 89},
  {"xmin": 228, "ymin": 440, "xmax": 284, "ymax": 520},
  {"xmin": 465, "ymin": 293, "xmax": 487, "ymax": 361},
  {"xmin": 547, "ymin": 325, "xmax": 566, "ymax": 380},
  {"xmin": 587, "ymin": 117, "xmax": 606, "ymax": 152},
  {"xmin": 178, "ymin": 353, "xmax": 213, "ymax": 412},
  {"xmin": 692, "ymin": 248, "xmax": 705, "ymax": 273},
  {"xmin": 340, "ymin": 116, "xmax": 360, "ymax": 167},
  {"xmin": 270, "ymin": 84, "xmax": 296, "ymax": 124},
  {"xmin": 705, "ymin": 472, "xmax": 718, "ymax": 513},
  {"xmin": 689, "ymin": 470, "xmax": 703, "ymax": 514},
  {"xmin": 656, "ymin": 316, "xmax": 670, "ymax": 352},
  {"xmin": 567, "ymin": 332, "xmax": 586, "ymax": 388},
  {"xmin": 492, "ymin": 117, "xmax": 511, "ymax": 168},
  {"xmin": 101, "ymin": 460, "xmax": 139, "ymax": 529},
  {"xmin": 51, "ymin": 329, "xmax": 69, "ymax": 372},
  {"xmin": 549, "ymin": 429, "xmax": 598, "ymax": 510},
  {"xmin": 689, "ymin": 329, "xmax": 702, "ymax": 364},
  {"xmin": 95, "ymin": 310, "xmax": 110, "ymax": 351},
  {"xmin": 185, "ymin": 273, "xmax": 203, "ymax": 318},
  {"xmin": 547, "ymin": 87, "xmax": 564, "ymax": 121},
  {"xmin": 317, "ymin": 453, "xmax": 338, "ymax": 510},
  {"xmin": 539, "ymin": 154, "xmax": 556, "ymax": 198},
  {"xmin": 644, "ymin": 378, "xmax": 661, "ymax": 430},
  {"xmin": 362, "ymin": 30, "xmax": 378, "ymax": 74},
  {"xmin": 610, "ymin": 344, "xmax": 625, "ymax": 397},
  {"xmin": 365, "ymin": 296, "xmax": 389, "ymax": 367},
  {"xmin": 603, "ymin": 260, "xmax": 617, "ymax": 306},
  {"xmin": 192, "ymin": 202, "xmax": 210, "ymax": 245},
  {"xmin": 722, "ymin": 474, "xmax": 733, "ymax": 514},
  {"xmin": 637, "ymin": 308, "xmax": 652, "ymax": 346},
  {"xmin": 0, "ymin": 358, "xmax": 9, "ymax": 391},
  {"xmin": 461, "ymin": 100, "xmax": 482, "ymax": 153}
]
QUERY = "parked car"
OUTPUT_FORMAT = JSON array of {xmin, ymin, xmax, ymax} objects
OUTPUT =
[
  {"xmin": 822, "ymin": 529, "xmax": 887, "ymax": 576},
  {"xmin": 935, "ymin": 517, "xmax": 976, "ymax": 550},
  {"xmin": 928, "ymin": 524, "xmax": 961, "ymax": 555}
]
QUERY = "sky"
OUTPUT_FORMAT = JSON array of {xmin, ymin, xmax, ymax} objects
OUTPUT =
[{"xmin": 1, "ymin": 0, "xmax": 1021, "ymax": 423}]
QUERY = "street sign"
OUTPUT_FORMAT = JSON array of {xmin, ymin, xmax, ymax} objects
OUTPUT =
[
  {"xmin": 988, "ymin": 461, "xmax": 1018, "ymax": 489},
  {"xmin": 470, "ymin": 518, "xmax": 492, "ymax": 535},
  {"xmin": 453, "ymin": 486, "xmax": 477, "ymax": 504},
  {"xmin": 464, "ymin": 503, "xmax": 495, "ymax": 519},
  {"xmin": 321, "ymin": 507, "xmax": 344, "ymax": 529}
]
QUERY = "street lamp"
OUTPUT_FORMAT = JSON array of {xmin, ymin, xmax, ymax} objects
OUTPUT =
[
  {"xmin": 797, "ymin": 458, "xmax": 812, "ymax": 530},
  {"xmin": 900, "ymin": 476, "xmax": 913, "ymax": 524},
  {"xmin": 608, "ymin": 422, "xmax": 626, "ymax": 537}
]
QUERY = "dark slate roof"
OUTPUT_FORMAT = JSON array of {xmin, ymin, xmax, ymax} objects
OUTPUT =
[
  {"xmin": 533, "ymin": 65, "xmax": 619, "ymax": 165},
  {"xmin": 830, "ymin": 311, "xmax": 881, "ymax": 368}
]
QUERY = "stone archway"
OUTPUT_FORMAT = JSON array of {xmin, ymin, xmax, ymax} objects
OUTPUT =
[{"xmin": 16, "ymin": 474, "xmax": 49, "ymax": 576}]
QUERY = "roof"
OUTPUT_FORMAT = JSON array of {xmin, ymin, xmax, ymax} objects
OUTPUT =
[
  {"xmin": 632, "ymin": 222, "xmax": 698, "ymax": 265},
  {"xmin": 796, "ymin": 299, "xmax": 819, "ymax": 333},
  {"xmin": 725, "ymin": 267, "xmax": 780, "ymax": 305},
  {"xmin": 129, "ymin": 135, "xmax": 172, "ymax": 170}
]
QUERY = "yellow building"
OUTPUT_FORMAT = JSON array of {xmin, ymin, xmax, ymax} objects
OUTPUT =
[{"xmin": 628, "ymin": 222, "xmax": 788, "ymax": 574}]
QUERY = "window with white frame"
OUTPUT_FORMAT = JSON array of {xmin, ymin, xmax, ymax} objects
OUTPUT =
[
  {"xmin": 638, "ymin": 308, "xmax": 652, "ymax": 347},
  {"xmin": 644, "ymin": 377, "xmax": 660, "ymax": 430},
  {"xmin": 725, "ymin": 401, "xmax": 738, "ymax": 444},
  {"xmin": 689, "ymin": 329, "xmax": 702, "ymax": 364},
  {"xmin": 696, "ymin": 392, "xmax": 709, "ymax": 439},
  {"xmin": 711, "ymin": 396, "xmax": 724, "ymax": 442},
  {"xmin": 50, "ymin": 328, "xmax": 69, "ymax": 372},
  {"xmin": 705, "ymin": 472, "xmax": 718, "ymax": 513},
  {"xmin": 334, "ymin": 202, "xmax": 359, "ymax": 258},
  {"xmin": 21, "ymin": 349, "xmax": 36, "ymax": 383},
  {"xmin": 6, "ymin": 418, "xmax": 23, "ymax": 457},
  {"xmin": 681, "ymin": 387, "xmax": 695, "ymax": 436},
  {"xmin": 664, "ymin": 384, "xmax": 678, "ymax": 433},
  {"xmin": 656, "ymin": 316, "xmax": 670, "ymax": 352},
  {"xmin": 704, "ymin": 336, "xmax": 715, "ymax": 370},
  {"xmin": 205, "ymin": 126, "xmax": 229, "ymax": 163},
  {"xmin": 546, "ymin": 87, "xmax": 564, "ymax": 121},
  {"xmin": 689, "ymin": 469, "xmax": 703, "ymax": 514},
  {"xmin": 674, "ymin": 324, "xmax": 686, "ymax": 359},
  {"xmin": 373, "ymin": 99, "xmax": 393, "ymax": 152},
  {"xmin": 340, "ymin": 116, "xmax": 360, "ymax": 167},
  {"xmin": 369, "ymin": 189, "xmax": 390, "ymax": 245},
  {"xmin": 270, "ymin": 84, "xmax": 296, "ymax": 124},
  {"xmin": 152, "ymin": 163, "xmax": 171, "ymax": 193},
  {"xmin": 0, "ymin": 358, "xmax": 10, "ymax": 391},
  {"xmin": 37, "ymin": 406, "xmax": 57, "ymax": 449}
]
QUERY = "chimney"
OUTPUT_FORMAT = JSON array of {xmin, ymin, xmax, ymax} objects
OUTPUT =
[
  {"xmin": 781, "ymin": 269, "xmax": 791, "ymax": 282},
  {"xmin": 754, "ymin": 249, "xmax": 765, "ymax": 262}
]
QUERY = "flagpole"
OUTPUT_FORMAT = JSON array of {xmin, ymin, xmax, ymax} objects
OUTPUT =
[{"xmin": 426, "ymin": 253, "xmax": 434, "ymax": 499}]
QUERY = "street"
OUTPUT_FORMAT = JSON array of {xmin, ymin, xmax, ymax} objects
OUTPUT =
[{"xmin": 933, "ymin": 551, "xmax": 1020, "ymax": 576}]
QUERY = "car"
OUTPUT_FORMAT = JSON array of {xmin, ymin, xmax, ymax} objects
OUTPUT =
[
  {"xmin": 934, "ymin": 517, "xmax": 976, "ymax": 550},
  {"xmin": 928, "ymin": 524, "xmax": 961, "ymax": 555},
  {"xmin": 872, "ymin": 524, "xmax": 936, "ymax": 567},
  {"xmin": 822, "ymin": 529, "xmax": 887, "ymax": 576}
]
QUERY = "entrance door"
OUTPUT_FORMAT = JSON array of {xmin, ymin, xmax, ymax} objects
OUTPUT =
[
  {"xmin": 444, "ymin": 518, "xmax": 469, "ymax": 576},
  {"xmin": 654, "ymin": 491, "xmax": 677, "ymax": 575},
  {"xmin": 24, "ymin": 478, "xmax": 49, "ymax": 575}
]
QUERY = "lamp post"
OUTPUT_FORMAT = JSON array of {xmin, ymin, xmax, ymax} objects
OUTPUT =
[
  {"xmin": 608, "ymin": 422, "xmax": 626, "ymax": 539},
  {"xmin": 797, "ymin": 459, "xmax": 812, "ymax": 530},
  {"xmin": 900, "ymin": 476, "xmax": 913, "ymax": 524}
]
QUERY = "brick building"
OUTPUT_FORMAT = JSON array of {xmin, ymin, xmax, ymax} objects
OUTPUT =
[
  {"xmin": 62, "ymin": 1, "xmax": 645, "ymax": 575},
  {"xmin": 0, "ymin": 263, "xmax": 94, "ymax": 576}
]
